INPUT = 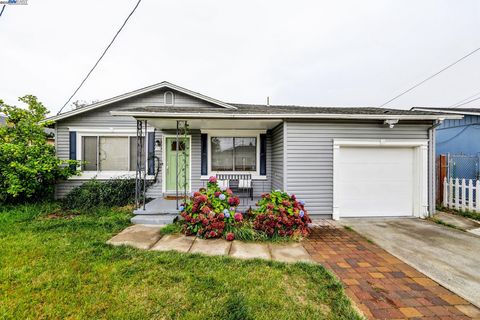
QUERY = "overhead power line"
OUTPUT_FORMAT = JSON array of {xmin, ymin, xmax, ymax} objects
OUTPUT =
[
  {"xmin": 57, "ymin": 0, "xmax": 143, "ymax": 115},
  {"xmin": 0, "ymin": 5, "xmax": 6, "ymax": 17},
  {"xmin": 378, "ymin": 45, "xmax": 480, "ymax": 108},
  {"xmin": 450, "ymin": 95, "xmax": 480, "ymax": 109},
  {"xmin": 448, "ymin": 90, "xmax": 480, "ymax": 108}
]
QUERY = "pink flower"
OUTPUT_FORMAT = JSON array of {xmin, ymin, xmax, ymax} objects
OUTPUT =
[
  {"xmin": 234, "ymin": 212, "xmax": 243, "ymax": 222},
  {"xmin": 208, "ymin": 176, "xmax": 217, "ymax": 184},
  {"xmin": 228, "ymin": 196, "xmax": 240, "ymax": 206},
  {"xmin": 226, "ymin": 188, "xmax": 233, "ymax": 195},
  {"xmin": 208, "ymin": 230, "xmax": 217, "ymax": 238},
  {"xmin": 218, "ymin": 213, "xmax": 225, "ymax": 219},
  {"xmin": 226, "ymin": 232, "xmax": 235, "ymax": 241},
  {"xmin": 201, "ymin": 206, "xmax": 211, "ymax": 214},
  {"xmin": 214, "ymin": 191, "xmax": 221, "ymax": 197},
  {"xmin": 194, "ymin": 191, "xmax": 202, "ymax": 197},
  {"xmin": 266, "ymin": 203, "xmax": 275, "ymax": 210}
]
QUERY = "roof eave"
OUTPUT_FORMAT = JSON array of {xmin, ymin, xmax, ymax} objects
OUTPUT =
[
  {"xmin": 110, "ymin": 110, "xmax": 461, "ymax": 120},
  {"xmin": 412, "ymin": 108, "xmax": 479, "ymax": 116}
]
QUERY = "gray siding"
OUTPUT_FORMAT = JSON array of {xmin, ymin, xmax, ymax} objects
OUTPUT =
[
  {"xmin": 54, "ymin": 88, "xmax": 226, "ymax": 198},
  {"xmin": 285, "ymin": 121, "xmax": 431, "ymax": 216},
  {"xmin": 270, "ymin": 123, "xmax": 284, "ymax": 191}
]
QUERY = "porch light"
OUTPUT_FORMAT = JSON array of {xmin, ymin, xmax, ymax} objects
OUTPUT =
[{"xmin": 384, "ymin": 119, "xmax": 399, "ymax": 129}]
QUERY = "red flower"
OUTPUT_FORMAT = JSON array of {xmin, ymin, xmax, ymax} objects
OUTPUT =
[
  {"xmin": 226, "ymin": 232, "xmax": 235, "ymax": 241},
  {"xmin": 194, "ymin": 191, "xmax": 202, "ymax": 197},
  {"xmin": 226, "ymin": 188, "xmax": 233, "ymax": 195},
  {"xmin": 266, "ymin": 203, "xmax": 274, "ymax": 210},
  {"xmin": 214, "ymin": 191, "xmax": 221, "ymax": 197},
  {"xmin": 218, "ymin": 213, "xmax": 225, "ymax": 219},
  {"xmin": 282, "ymin": 200, "xmax": 290, "ymax": 207},
  {"xmin": 228, "ymin": 196, "xmax": 240, "ymax": 206},
  {"xmin": 234, "ymin": 212, "xmax": 243, "ymax": 222},
  {"xmin": 208, "ymin": 176, "xmax": 217, "ymax": 184},
  {"xmin": 201, "ymin": 206, "xmax": 211, "ymax": 214}
]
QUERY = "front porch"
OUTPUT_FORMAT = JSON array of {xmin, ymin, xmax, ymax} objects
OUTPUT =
[{"xmin": 131, "ymin": 117, "xmax": 284, "ymax": 225}]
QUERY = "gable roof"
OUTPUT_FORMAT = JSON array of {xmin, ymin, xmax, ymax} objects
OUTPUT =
[
  {"xmin": 45, "ymin": 81, "xmax": 237, "ymax": 122},
  {"xmin": 111, "ymin": 103, "xmax": 459, "ymax": 120},
  {"xmin": 411, "ymin": 107, "xmax": 480, "ymax": 116}
]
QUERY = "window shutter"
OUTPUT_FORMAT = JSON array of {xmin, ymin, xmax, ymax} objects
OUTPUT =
[
  {"xmin": 260, "ymin": 134, "xmax": 267, "ymax": 176},
  {"xmin": 69, "ymin": 131, "xmax": 77, "ymax": 170},
  {"xmin": 148, "ymin": 132, "xmax": 155, "ymax": 175},
  {"xmin": 201, "ymin": 134, "xmax": 208, "ymax": 175}
]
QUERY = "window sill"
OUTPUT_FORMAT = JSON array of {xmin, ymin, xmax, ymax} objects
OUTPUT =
[
  {"xmin": 69, "ymin": 171, "xmax": 155, "ymax": 180},
  {"xmin": 200, "ymin": 175, "xmax": 267, "ymax": 180}
]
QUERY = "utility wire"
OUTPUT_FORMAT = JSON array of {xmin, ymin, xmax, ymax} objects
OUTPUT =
[
  {"xmin": 448, "ymin": 90, "xmax": 480, "ymax": 108},
  {"xmin": 57, "ymin": 0, "xmax": 142, "ymax": 115},
  {"xmin": 378, "ymin": 46, "xmax": 480, "ymax": 108},
  {"xmin": 450, "ymin": 95, "xmax": 480, "ymax": 109},
  {"xmin": 0, "ymin": 5, "xmax": 6, "ymax": 17}
]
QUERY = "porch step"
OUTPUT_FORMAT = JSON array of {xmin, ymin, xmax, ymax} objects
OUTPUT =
[
  {"xmin": 133, "ymin": 208, "xmax": 180, "ymax": 215},
  {"xmin": 131, "ymin": 214, "xmax": 177, "ymax": 225}
]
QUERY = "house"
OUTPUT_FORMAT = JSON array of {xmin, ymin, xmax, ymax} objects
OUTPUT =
[
  {"xmin": 412, "ymin": 107, "xmax": 479, "ymax": 157},
  {"xmin": 46, "ymin": 82, "xmax": 456, "ymax": 223}
]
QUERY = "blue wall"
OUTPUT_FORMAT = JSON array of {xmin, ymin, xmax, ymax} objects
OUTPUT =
[{"xmin": 436, "ymin": 115, "xmax": 480, "ymax": 156}]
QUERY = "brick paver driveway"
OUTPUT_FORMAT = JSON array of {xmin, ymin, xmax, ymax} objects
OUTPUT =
[{"xmin": 304, "ymin": 225, "xmax": 480, "ymax": 319}]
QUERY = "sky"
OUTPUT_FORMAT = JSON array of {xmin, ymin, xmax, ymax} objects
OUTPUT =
[{"xmin": 1, "ymin": 0, "xmax": 480, "ymax": 115}]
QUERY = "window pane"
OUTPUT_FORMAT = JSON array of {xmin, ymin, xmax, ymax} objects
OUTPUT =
[
  {"xmin": 211, "ymin": 137, "xmax": 234, "ymax": 171},
  {"xmin": 99, "ymin": 137, "xmax": 128, "ymax": 171},
  {"xmin": 234, "ymin": 137, "xmax": 256, "ymax": 171},
  {"xmin": 82, "ymin": 136, "xmax": 97, "ymax": 171},
  {"xmin": 130, "ymin": 137, "xmax": 146, "ymax": 171}
]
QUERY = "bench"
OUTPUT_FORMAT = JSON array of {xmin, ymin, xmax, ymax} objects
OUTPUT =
[{"xmin": 216, "ymin": 174, "xmax": 253, "ymax": 200}]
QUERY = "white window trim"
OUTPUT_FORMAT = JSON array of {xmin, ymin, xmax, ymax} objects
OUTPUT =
[
  {"xmin": 332, "ymin": 139, "xmax": 429, "ymax": 220},
  {"xmin": 162, "ymin": 134, "xmax": 192, "ymax": 194},
  {"xmin": 201, "ymin": 129, "xmax": 266, "ymax": 180},
  {"xmin": 164, "ymin": 91, "xmax": 175, "ymax": 105},
  {"xmin": 70, "ymin": 128, "xmax": 154, "ymax": 180}
]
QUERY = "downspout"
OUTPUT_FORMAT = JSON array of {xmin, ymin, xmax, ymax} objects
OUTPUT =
[{"xmin": 428, "ymin": 119, "xmax": 443, "ymax": 217}]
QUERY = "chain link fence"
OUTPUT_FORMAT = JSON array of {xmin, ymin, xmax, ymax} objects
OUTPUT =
[{"xmin": 447, "ymin": 153, "xmax": 480, "ymax": 180}]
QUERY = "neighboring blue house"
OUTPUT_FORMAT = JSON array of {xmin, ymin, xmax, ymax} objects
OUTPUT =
[
  {"xmin": 413, "ymin": 107, "xmax": 480, "ymax": 180},
  {"xmin": 412, "ymin": 108, "xmax": 480, "ymax": 156}
]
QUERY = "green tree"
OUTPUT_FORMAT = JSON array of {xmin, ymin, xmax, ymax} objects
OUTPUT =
[{"xmin": 0, "ymin": 95, "xmax": 79, "ymax": 203}]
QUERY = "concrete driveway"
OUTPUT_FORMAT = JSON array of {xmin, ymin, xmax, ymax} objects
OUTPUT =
[{"xmin": 340, "ymin": 218, "xmax": 480, "ymax": 308}]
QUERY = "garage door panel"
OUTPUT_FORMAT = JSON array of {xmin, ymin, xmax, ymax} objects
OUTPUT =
[{"xmin": 338, "ymin": 147, "xmax": 414, "ymax": 217}]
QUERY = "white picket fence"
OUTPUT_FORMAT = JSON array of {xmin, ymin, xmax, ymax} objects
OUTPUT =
[{"xmin": 443, "ymin": 177, "xmax": 480, "ymax": 212}]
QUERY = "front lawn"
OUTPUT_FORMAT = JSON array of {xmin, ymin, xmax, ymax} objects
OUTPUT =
[{"xmin": 0, "ymin": 203, "xmax": 361, "ymax": 320}]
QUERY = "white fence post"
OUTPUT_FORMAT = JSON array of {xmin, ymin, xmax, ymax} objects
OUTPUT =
[
  {"xmin": 461, "ymin": 179, "xmax": 467, "ymax": 211},
  {"xmin": 443, "ymin": 177, "xmax": 448, "ymax": 208},
  {"xmin": 455, "ymin": 178, "xmax": 460, "ymax": 210},
  {"xmin": 476, "ymin": 180, "xmax": 480, "ymax": 213},
  {"xmin": 449, "ymin": 178, "xmax": 454, "ymax": 209},
  {"xmin": 468, "ymin": 179, "xmax": 474, "ymax": 212}
]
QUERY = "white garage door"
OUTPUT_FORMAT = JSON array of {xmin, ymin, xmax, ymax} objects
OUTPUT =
[{"xmin": 338, "ymin": 147, "xmax": 414, "ymax": 217}]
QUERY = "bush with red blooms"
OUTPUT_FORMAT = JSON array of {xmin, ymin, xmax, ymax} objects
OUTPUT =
[
  {"xmin": 253, "ymin": 190, "xmax": 311, "ymax": 238},
  {"xmin": 180, "ymin": 176, "xmax": 242, "ymax": 238}
]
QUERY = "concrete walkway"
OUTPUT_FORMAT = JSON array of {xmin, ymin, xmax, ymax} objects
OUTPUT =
[
  {"xmin": 340, "ymin": 218, "xmax": 480, "ymax": 309},
  {"xmin": 107, "ymin": 225, "xmax": 313, "ymax": 263},
  {"xmin": 433, "ymin": 211, "xmax": 480, "ymax": 236}
]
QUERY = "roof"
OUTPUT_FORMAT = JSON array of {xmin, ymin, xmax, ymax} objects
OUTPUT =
[
  {"xmin": 411, "ymin": 107, "xmax": 480, "ymax": 116},
  {"xmin": 111, "ymin": 103, "xmax": 458, "ymax": 120},
  {"xmin": 44, "ymin": 81, "xmax": 237, "ymax": 122},
  {"xmin": 44, "ymin": 81, "xmax": 460, "ymax": 122}
]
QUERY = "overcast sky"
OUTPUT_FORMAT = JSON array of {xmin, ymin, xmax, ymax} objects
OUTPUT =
[{"xmin": 1, "ymin": 0, "xmax": 480, "ymax": 115}]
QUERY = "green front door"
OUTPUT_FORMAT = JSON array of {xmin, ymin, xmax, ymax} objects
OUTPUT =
[{"xmin": 165, "ymin": 137, "xmax": 190, "ymax": 192}]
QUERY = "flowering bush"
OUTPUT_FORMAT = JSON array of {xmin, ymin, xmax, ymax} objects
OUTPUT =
[
  {"xmin": 253, "ymin": 190, "xmax": 311, "ymax": 238},
  {"xmin": 180, "ymin": 176, "xmax": 242, "ymax": 238}
]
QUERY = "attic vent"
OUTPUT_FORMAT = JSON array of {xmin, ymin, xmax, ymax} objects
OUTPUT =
[{"xmin": 164, "ymin": 91, "xmax": 174, "ymax": 105}]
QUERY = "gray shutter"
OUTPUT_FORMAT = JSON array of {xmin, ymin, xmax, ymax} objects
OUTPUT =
[
  {"xmin": 148, "ymin": 132, "xmax": 155, "ymax": 175},
  {"xmin": 69, "ymin": 131, "xmax": 76, "ymax": 170},
  {"xmin": 260, "ymin": 134, "xmax": 266, "ymax": 176},
  {"xmin": 201, "ymin": 134, "xmax": 208, "ymax": 175}
]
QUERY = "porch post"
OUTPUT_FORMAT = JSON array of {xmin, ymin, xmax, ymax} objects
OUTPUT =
[
  {"xmin": 135, "ymin": 120, "xmax": 142, "ymax": 209},
  {"xmin": 142, "ymin": 120, "xmax": 147, "ymax": 210},
  {"xmin": 176, "ymin": 121, "xmax": 179, "ymax": 209}
]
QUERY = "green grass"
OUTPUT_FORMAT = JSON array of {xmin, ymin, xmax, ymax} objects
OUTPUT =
[
  {"xmin": 0, "ymin": 203, "xmax": 362, "ymax": 320},
  {"xmin": 436, "ymin": 205, "xmax": 480, "ymax": 222}
]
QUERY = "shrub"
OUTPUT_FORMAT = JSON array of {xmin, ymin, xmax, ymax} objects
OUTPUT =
[
  {"xmin": 0, "ymin": 95, "xmax": 79, "ymax": 203},
  {"xmin": 253, "ymin": 190, "xmax": 311, "ymax": 238},
  {"xmin": 180, "ymin": 176, "xmax": 242, "ymax": 238},
  {"xmin": 62, "ymin": 178, "xmax": 136, "ymax": 211}
]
